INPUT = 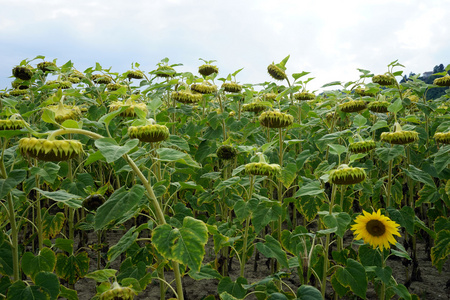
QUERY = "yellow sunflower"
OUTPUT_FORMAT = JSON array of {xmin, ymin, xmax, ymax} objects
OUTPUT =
[{"xmin": 351, "ymin": 210, "xmax": 401, "ymax": 250}]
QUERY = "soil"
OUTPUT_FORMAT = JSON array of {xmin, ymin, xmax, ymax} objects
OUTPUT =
[{"xmin": 72, "ymin": 227, "xmax": 450, "ymax": 300}]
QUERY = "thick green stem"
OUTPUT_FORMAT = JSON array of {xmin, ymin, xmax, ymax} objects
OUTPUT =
[
  {"xmin": 380, "ymin": 250, "xmax": 386, "ymax": 300},
  {"xmin": 386, "ymin": 159, "xmax": 393, "ymax": 209},
  {"xmin": 241, "ymin": 175, "xmax": 255, "ymax": 277},
  {"xmin": 322, "ymin": 184, "xmax": 337, "ymax": 297},
  {"xmin": 7, "ymin": 193, "xmax": 20, "ymax": 281},
  {"xmin": 0, "ymin": 138, "xmax": 7, "ymax": 179}
]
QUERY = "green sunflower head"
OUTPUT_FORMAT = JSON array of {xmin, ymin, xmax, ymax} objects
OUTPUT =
[
  {"xmin": 267, "ymin": 64, "xmax": 287, "ymax": 80},
  {"xmin": 329, "ymin": 164, "xmax": 366, "ymax": 185},
  {"xmin": 216, "ymin": 145, "xmax": 238, "ymax": 160},
  {"xmin": 372, "ymin": 74, "xmax": 396, "ymax": 86},
  {"xmin": 222, "ymin": 82, "xmax": 243, "ymax": 93},
  {"xmin": 433, "ymin": 75, "xmax": 450, "ymax": 87},
  {"xmin": 258, "ymin": 109, "xmax": 294, "ymax": 128},
  {"xmin": 339, "ymin": 100, "xmax": 367, "ymax": 113},
  {"xmin": 348, "ymin": 140, "xmax": 376, "ymax": 154},
  {"xmin": 199, "ymin": 64, "xmax": 219, "ymax": 76},
  {"xmin": 12, "ymin": 65, "xmax": 34, "ymax": 80}
]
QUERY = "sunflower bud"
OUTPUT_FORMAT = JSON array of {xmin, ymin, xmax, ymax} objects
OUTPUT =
[
  {"xmin": 12, "ymin": 66, "xmax": 33, "ymax": 80},
  {"xmin": 19, "ymin": 138, "xmax": 83, "ymax": 162},
  {"xmin": 294, "ymin": 92, "xmax": 315, "ymax": 101},
  {"xmin": 329, "ymin": 164, "xmax": 366, "ymax": 185},
  {"xmin": 259, "ymin": 110, "xmax": 294, "ymax": 128},
  {"xmin": 267, "ymin": 64, "xmax": 287, "ymax": 80},
  {"xmin": 99, "ymin": 282, "xmax": 135, "ymax": 300},
  {"xmin": 128, "ymin": 124, "xmax": 170, "ymax": 143},
  {"xmin": 339, "ymin": 100, "xmax": 367, "ymax": 113},
  {"xmin": 372, "ymin": 74, "xmax": 396, "ymax": 86},
  {"xmin": 216, "ymin": 145, "xmax": 238, "ymax": 160},
  {"xmin": 349, "ymin": 140, "xmax": 376, "ymax": 153},
  {"xmin": 199, "ymin": 64, "xmax": 219, "ymax": 76},
  {"xmin": 433, "ymin": 75, "xmax": 450, "ymax": 86},
  {"xmin": 222, "ymin": 82, "xmax": 242, "ymax": 93}
]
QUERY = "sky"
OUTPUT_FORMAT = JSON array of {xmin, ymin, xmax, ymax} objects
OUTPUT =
[{"xmin": 1, "ymin": 0, "xmax": 449, "ymax": 92}]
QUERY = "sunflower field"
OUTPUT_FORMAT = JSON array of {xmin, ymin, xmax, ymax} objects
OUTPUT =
[{"xmin": 0, "ymin": 55, "xmax": 449, "ymax": 300}]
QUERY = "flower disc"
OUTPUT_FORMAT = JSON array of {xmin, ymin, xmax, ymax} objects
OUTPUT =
[
  {"xmin": 259, "ymin": 110, "xmax": 294, "ymax": 128},
  {"xmin": 19, "ymin": 138, "xmax": 83, "ymax": 161},
  {"xmin": 351, "ymin": 209, "xmax": 401, "ymax": 250}
]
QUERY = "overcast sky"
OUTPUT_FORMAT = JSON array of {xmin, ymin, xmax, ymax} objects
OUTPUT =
[{"xmin": 1, "ymin": 0, "xmax": 449, "ymax": 92}]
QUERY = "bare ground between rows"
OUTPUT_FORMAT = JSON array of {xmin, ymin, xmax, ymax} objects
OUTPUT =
[{"xmin": 72, "ymin": 226, "xmax": 450, "ymax": 300}]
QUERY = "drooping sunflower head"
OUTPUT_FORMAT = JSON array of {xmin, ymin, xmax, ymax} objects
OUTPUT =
[
  {"xmin": 433, "ymin": 75, "xmax": 450, "ymax": 87},
  {"xmin": 267, "ymin": 64, "xmax": 287, "ymax": 81},
  {"xmin": 11, "ymin": 79, "xmax": 29, "ymax": 90},
  {"xmin": 45, "ymin": 103, "xmax": 81, "ymax": 123},
  {"xmin": 263, "ymin": 92, "xmax": 277, "ymax": 101},
  {"xmin": 294, "ymin": 92, "xmax": 315, "ymax": 101},
  {"xmin": 351, "ymin": 209, "xmax": 401, "ymax": 250},
  {"xmin": 354, "ymin": 87, "xmax": 376, "ymax": 97},
  {"xmin": 91, "ymin": 74, "xmax": 112, "ymax": 84},
  {"xmin": 222, "ymin": 82, "xmax": 243, "ymax": 93},
  {"xmin": 171, "ymin": 90, "xmax": 203, "ymax": 104},
  {"xmin": 349, "ymin": 140, "xmax": 376, "ymax": 154},
  {"xmin": 128, "ymin": 124, "xmax": 170, "ymax": 143},
  {"xmin": 156, "ymin": 65, "xmax": 175, "ymax": 78},
  {"xmin": 245, "ymin": 162, "xmax": 281, "ymax": 177},
  {"xmin": 99, "ymin": 281, "xmax": 135, "ymax": 300},
  {"xmin": 259, "ymin": 110, "xmax": 294, "ymax": 128},
  {"xmin": 109, "ymin": 99, "xmax": 148, "ymax": 117},
  {"xmin": 434, "ymin": 132, "xmax": 450, "ymax": 144},
  {"xmin": 190, "ymin": 82, "xmax": 217, "ymax": 94},
  {"xmin": 380, "ymin": 130, "xmax": 419, "ymax": 145},
  {"xmin": 46, "ymin": 80, "xmax": 72, "ymax": 90},
  {"xmin": 199, "ymin": 64, "xmax": 219, "ymax": 76},
  {"xmin": 216, "ymin": 145, "xmax": 238, "ymax": 160},
  {"xmin": 19, "ymin": 138, "xmax": 84, "ymax": 162},
  {"xmin": 106, "ymin": 83, "xmax": 124, "ymax": 91},
  {"xmin": 0, "ymin": 115, "xmax": 26, "ymax": 131},
  {"xmin": 9, "ymin": 89, "xmax": 29, "ymax": 96},
  {"xmin": 339, "ymin": 100, "xmax": 367, "ymax": 113},
  {"xmin": 368, "ymin": 101, "xmax": 389, "ymax": 113},
  {"xmin": 37, "ymin": 61, "xmax": 57, "ymax": 72},
  {"xmin": 372, "ymin": 74, "xmax": 396, "ymax": 86},
  {"xmin": 12, "ymin": 65, "xmax": 34, "ymax": 80},
  {"xmin": 126, "ymin": 70, "xmax": 144, "ymax": 80},
  {"xmin": 242, "ymin": 100, "xmax": 268, "ymax": 114},
  {"xmin": 329, "ymin": 164, "xmax": 366, "ymax": 185}
]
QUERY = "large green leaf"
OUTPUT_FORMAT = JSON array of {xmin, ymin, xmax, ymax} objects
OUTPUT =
[
  {"xmin": 234, "ymin": 198, "xmax": 258, "ymax": 222},
  {"xmin": 434, "ymin": 145, "xmax": 450, "ymax": 174},
  {"xmin": 256, "ymin": 235, "xmax": 289, "ymax": 269},
  {"xmin": 33, "ymin": 188, "xmax": 83, "ymax": 209},
  {"xmin": 95, "ymin": 138, "xmax": 139, "ymax": 163},
  {"xmin": 30, "ymin": 162, "xmax": 60, "ymax": 184},
  {"xmin": 6, "ymin": 280, "xmax": 49, "ymax": 300},
  {"xmin": 107, "ymin": 227, "xmax": 138, "ymax": 262},
  {"xmin": 375, "ymin": 145, "xmax": 404, "ymax": 161},
  {"xmin": 157, "ymin": 147, "xmax": 201, "ymax": 168},
  {"xmin": 334, "ymin": 259, "xmax": 367, "ymax": 299},
  {"xmin": 55, "ymin": 252, "xmax": 89, "ymax": 285},
  {"xmin": 297, "ymin": 195, "xmax": 323, "ymax": 222},
  {"xmin": 296, "ymin": 285, "xmax": 323, "ymax": 300},
  {"xmin": 431, "ymin": 229, "xmax": 450, "ymax": 272},
  {"xmin": 85, "ymin": 269, "xmax": 117, "ymax": 282},
  {"xmin": 402, "ymin": 165, "xmax": 435, "ymax": 187},
  {"xmin": 278, "ymin": 163, "xmax": 297, "ymax": 189},
  {"xmin": 252, "ymin": 200, "xmax": 282, "ymax": 233},
  {"xmin": 0, "ymin": 232, "xmax": 13, "ymax": 276},
  {"xmin": 34, "ymin": 272, "xmax": 60, "ymax": 300},
  {"xmin": 94, "ymin": 185, "xmax": 145, "ymax": 230},
  {"xmin": 218, "ymin": 277, "xmax": 247, "ymax": 299},
  {"xmin": 0, "ymin": 169, "xmax": 27, "ymax": 199},
  {"xmin": 42, "ymin": 212, "xmax": 65, "ymax": 239},
  {"xmin": 294, "ymin": 181, "xmax": 324, "ymax": 197},
  {"xmin": 152, "ymin": 217, "xmax": 208, "ymax": 271},
  {"xmin": 21, "ymin": 248, "xmax": 56, "ymax": 281},
  {"xmin": 387, "ymin": 206, "xmax": 414, "ymax": 235},
  {"xmin": 358, "ymin": 244, "xmax": 382, "ymax": 267}
]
